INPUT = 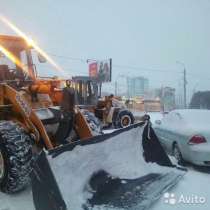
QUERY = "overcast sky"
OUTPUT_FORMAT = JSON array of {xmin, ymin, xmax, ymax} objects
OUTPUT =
[{"xmin": 1, "ymin": 0, "xmax": 210, "ymax": 101}]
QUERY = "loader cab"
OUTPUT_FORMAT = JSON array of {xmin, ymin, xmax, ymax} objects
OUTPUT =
[
  {"xmin": 71, "ymin": 76, "xmax": 99, "ymax": 106},
  {"xmin": 0, "ymin": 35, "xmax": 37, "ymax": 83}
]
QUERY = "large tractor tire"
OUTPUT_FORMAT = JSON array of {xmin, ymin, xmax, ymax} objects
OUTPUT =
[
  {"xmin": 0, "ymin": 121, "xmax": 33, "ymax": 193},
  {"xmin": 115, "ymin": 110, "xmax": 135, "ymax": 128}
]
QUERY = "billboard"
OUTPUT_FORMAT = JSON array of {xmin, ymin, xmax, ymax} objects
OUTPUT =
[
  {"xmin": 89, "ymin": 62, "xmax": 98, "ymax": 78},
  {"xmin": 88, "ymin": 59, "xmax": 112, "ymax": 82}
]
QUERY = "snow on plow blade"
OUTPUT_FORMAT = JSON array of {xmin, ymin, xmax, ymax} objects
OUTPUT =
[{"xmin": 31, "ymin": 121, "xmax": 186, "ymax": 210}]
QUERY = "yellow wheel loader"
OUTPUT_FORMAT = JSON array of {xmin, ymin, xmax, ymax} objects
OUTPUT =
[
  {"xmin": 71, "ymin": 76, "xmax": 135, "ymax": 129},
  {"xmin": 0, "ymin": 34, "xmax": 185, "ymax": 210},
  {"xmin": 0, "ymin": 35, "xmax": 99, "ymax": 193}
]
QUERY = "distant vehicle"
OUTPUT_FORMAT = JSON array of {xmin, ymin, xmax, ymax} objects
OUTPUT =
[
  {"xmin": 71, "ymin": 76, "xmax": 135, "ymax": 128},
  {"xmin": 154, "ymin": 109, "xmax": 210, "ymax": 166}
]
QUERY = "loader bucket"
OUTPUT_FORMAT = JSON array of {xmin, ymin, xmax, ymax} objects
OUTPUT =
[{"xmin": 31, "ymin": 121, "xmax": 186, "ymax": 210}]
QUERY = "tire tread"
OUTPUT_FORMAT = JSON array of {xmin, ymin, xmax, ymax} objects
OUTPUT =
[{"xmin": 0, "ymin": 121, "xmax": 32, "ymax": 193}]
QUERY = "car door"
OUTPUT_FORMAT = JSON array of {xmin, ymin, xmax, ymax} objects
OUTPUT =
[
  {"xmin": 154, "ymin": 113, "xmax": 171, "ymax": 151},
  {"xmin": 155, "ymin": 112, "xmax": 182, "ymax": 153}
]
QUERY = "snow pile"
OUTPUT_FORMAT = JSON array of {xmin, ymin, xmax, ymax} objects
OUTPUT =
[
  {"xmin": 48, "ymin": 126, "xmax": 179, "ymax": 210},
  {"xmin": 151, "ymin": 166, "xmax": 210, "ymax": 210},
  {"xmin": 155, "ymin": 109, "xmax": 210, "ymax": 136},
  {"xmin": 175, "ymin": 109, "xmax": 210, "ymax": 124}
]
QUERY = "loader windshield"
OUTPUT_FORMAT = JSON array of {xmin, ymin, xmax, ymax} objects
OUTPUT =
[
  {"xmin": 72, "ymin": 77, "xmax": 98, "ymax": 105},
  {"xmin": 0, "ymin": 53, "xmax": 16, "ymax": 69},
  {"xmin": 0, "ymin": 48, "xmax": 31, "ymax": 81},
  {"xmin": 0, "ymin": 35, "xmax": 35, "ymax": 81}
]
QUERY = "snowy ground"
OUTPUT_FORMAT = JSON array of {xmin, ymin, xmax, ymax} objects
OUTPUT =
[
  {"xmin": 0, "ymin": 112, "xmax": 209, "ymax": 210},
  {"xmin": 151, "ymin": 162, "xmax": 210, "ymax": 210},
  {"xmin": 0, "ymin": 165, "xmax": 209, "ymax": 210},
  {"xmin": 0, "ymin": 166, "xmax": 209, "ymax": 210},
  {"xmin": 0, "ymin": 187, "xmax": 34, "ymax": 210}
]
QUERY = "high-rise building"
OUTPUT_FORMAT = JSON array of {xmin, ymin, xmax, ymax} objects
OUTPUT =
[
  {"xmin": 145, "ymin": 87, "xmax": 176, "ymax": 111},
  {"xmin": 161, "ymin": 87, "xmax": 176, "ymax": 111},
  {"xmin": 127, "ymin": 76, "xmax": 149, "ymax": 97}
]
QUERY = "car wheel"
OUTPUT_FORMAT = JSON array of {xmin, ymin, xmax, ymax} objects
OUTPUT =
[{"xmin": 173, "ymin": 143, "xmax": 185, "ymax": 166}]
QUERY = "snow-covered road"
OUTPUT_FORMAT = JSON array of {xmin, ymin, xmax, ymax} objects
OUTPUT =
[
  {"xmin": 0, "ymin": 187, "xmax": 34, "ymax": 210},
  {"xmin": 151, "ymin": 165, "xmax": 210, "ymax": 210},
  {"xmin": 0, "ymin": 112, "xmax": 209, "ymax": 210},
  {"xmin": 0, "ymin": 166, "xmax": 209, "ymax": 210}
]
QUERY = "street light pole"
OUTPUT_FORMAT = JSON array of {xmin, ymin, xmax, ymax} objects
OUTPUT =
[
  {"xmin": 115, "ymin": 81, "xmax": 118, "ymax": 96},
  {"xmin": 183, "ymin": 67, "xmax": 187, "ymax": 108},
  {"xmin": 176, "ymin": 61, "xmax": 187, "ymax": 109}
]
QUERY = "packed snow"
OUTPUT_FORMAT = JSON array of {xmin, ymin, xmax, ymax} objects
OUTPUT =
[
  {"xmin": 151, "ymin": 158, "xmax": 210, "ymax": 210},
  {"xmin": 172, "ymin": 109, "xmax": 210, "ymax": 124},
  {"xmin": 154, "ymin": 109, "xmax": 210, "ymax": 143},
  {"xmin": 0, "ymin": 112, "xmax": 209, "ymax": 210},
  {"xmin": 0, "ymin": 187, "xmax": 34, "ymax": 210},
  {"xmin": 49, "ymin": 125, "xmax": 181, "ymax": 210},
  {"xmin": 1, "ymin": 166, "xmax": 209, "ymax": 210}
]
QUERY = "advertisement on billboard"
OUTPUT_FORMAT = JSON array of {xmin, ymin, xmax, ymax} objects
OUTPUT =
[
  {"xmin": 88, "ymin": 59, "xmax": 112, "ymax": 82},
  {"xmin": 89, "ymin": 62, "xmax": 98, "ymax": 78}
]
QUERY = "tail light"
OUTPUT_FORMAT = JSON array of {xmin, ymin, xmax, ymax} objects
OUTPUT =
[{"xmin": 188, "ymin": 135, "xmax": 207, "ymax": 145}]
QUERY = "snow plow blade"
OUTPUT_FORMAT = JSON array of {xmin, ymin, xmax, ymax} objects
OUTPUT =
[{"xmin": 31, "ymin": 121, "xmax": 186, "ymax": 210}]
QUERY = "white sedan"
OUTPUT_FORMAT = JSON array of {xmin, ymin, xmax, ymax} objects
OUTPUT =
[{"xmin": 154, "ymin": 109, "xmax": 210, "ymax": 166}]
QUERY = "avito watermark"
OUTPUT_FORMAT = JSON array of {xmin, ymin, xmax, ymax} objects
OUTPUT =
[{"xmin": 163, "ymin": 192, "xmax": 206, "ymax": 205}]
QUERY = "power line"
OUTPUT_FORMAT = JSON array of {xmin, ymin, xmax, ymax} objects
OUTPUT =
[
  {"xmin": 47, "ymin": 52, "xmax": 210, "ymax": 81},
  {"xmin": 48, "ymin": 53, "xmax": 86, "ymax": 63},
  {"xmin": 113, "ymin": 64, "xmax": 181, "ymax": 73},
  {"xmin": 48, "ymin": 52, "xmax": 183, "ymax": 74},
  {"xmin": 46, "ymin": 52, "xmax": 210, "ymax": 97}
]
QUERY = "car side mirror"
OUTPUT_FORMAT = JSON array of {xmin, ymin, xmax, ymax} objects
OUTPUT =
[
  {"xmin": 155, "ymin": 120, "xmax": 162, "ymax": 125},
  {"xmin": 37, "ymin": 53, "xmax": 47, "ymax": 63}
]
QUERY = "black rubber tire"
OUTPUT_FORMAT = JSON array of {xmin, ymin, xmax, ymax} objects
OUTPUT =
[
  {"xmin": 115, "ymin": 110, "xmax": 135, "ymax": 128},
  {"xmin": 173, "ymin": 143, "xmax": 185, "ymax": 166},
  {"xmin": 0, "ymin": 121, "xmax": 33, "ymax": 193}
]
